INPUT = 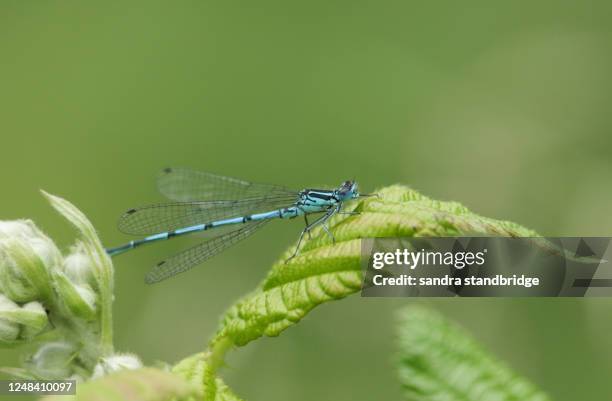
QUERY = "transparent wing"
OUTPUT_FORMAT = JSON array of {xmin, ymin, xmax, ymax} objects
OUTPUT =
[
  {"xmin": 157, "ymin": 167, "xmax": 294, "ymax": 202},
  {"xmin": 117, "ymin": 194, "xmax": 297, "ymax": 235},
  {"xmin": 145, "ymin": 219, "xmax": 268, "ymax": 284}
]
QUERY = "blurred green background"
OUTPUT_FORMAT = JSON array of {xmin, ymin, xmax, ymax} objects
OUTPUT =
[{"xmin": 1, "ymin": 1, "xmax": 611, "ymax": 400}]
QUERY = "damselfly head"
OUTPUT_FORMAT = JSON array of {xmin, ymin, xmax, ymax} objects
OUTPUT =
[{"xmin": 337, "ymin": 180, "xmax": 359, "ymax": 200}]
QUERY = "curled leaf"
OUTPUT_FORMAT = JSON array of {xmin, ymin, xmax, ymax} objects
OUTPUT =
[
  {"xmin": 173, "ymin": 352, "xmax": 243, "ymax": 401},
  {"xmin": 211, "ymin": 185, "xmax": 538, "ymax": 349}
]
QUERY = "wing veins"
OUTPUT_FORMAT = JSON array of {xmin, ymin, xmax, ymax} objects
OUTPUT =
[
  {"xmin": 145, "ymin": 220, "xmax": 268, "ymax": 283},
  {"xmin": 118, "ymin": 195, "xmax": 297, "ymax": 235}
]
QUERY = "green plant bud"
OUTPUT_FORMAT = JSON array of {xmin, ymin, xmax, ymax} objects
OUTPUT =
[
  {"xmin": 19, "ymin": 302, "xmax": 49, "ymax": 339},
  {"xmin": 0, "ymin": 296, "xmax": 48, "ymax": 340},
  {"xmin": 0, "ymin": 319, "xmax": 20, "ymax": 342},
  {"xmin": 0, "ymin": 221, "xmax": 61, "ymax": 267},
  {"xmin": 54, "ymin": 272, "xmax": 97, "ymax": 321},
  {"xmin": 62, "ymin": 242, "xmax": 95, "ymax": 286},
  {"xmin": 0, "ymin": 220, "xmax": 37, "ymax": 239},
  {"xmin": 0, "ymin": 220, "xmax": 60, "ymax": 303},
  {"xmin": 0, "ymin": 294, "xmax": 20, "ymax": 342},
  {"xmin": 29, "ymin": 341, "xmax": 76, "ymax": 379},
  {"xmin": 0, "ymin": 293, "xmax": 20, "ymax": 311},
  {"xmin": 0, "ymin": 244, "xmax": 38, "ymax": 302},
  {"xmin": 91, "ymin": 353, "xmax": 142, "ymax": 379}
]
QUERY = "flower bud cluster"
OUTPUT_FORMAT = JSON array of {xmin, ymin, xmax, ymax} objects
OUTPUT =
[
  {"xmin": 0, "ymin": 221, "xmax": 58, "ymax": 343},
  {"xmin": 1, "ymin": 193, "xmax": 139, "ymax": 381}
]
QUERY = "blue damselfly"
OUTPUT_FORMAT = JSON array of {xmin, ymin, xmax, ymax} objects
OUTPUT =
[{"xmin": 106, "ymin": 168, "xmax": 372, "ymax": 283}]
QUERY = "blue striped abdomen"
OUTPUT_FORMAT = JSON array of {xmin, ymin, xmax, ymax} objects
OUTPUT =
[{"xmin": 107, "ymin": 206, "xmax": 306, "ymax": 257}]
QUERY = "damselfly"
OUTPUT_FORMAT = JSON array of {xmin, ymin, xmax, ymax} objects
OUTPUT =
[{"xmin": 106, "ymin": 168, "xmax": 372, "ymax": 283}]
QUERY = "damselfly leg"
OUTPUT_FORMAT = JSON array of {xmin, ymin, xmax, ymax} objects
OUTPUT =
[
  {"xmin": 304, "ymin": 214, "xmax": 312, "ymax": 239},
  {"xmin": 286, "ymin": 205, "xmax": 339, "ymax": 263},
  {"xmin": 337, "ymin": 202, "xmax": 360, "ymax": 215},
  {"xmin": 321, "ymin": 222, "xmax": 335, "ymax": 244}
]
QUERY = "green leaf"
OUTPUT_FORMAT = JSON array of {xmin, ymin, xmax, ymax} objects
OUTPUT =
[
  {"xmin": 211, "ymin": 185, "xmax": 538, "ymax": 348},
  {"xmin": 396, "ymin": 306, "xmax": 551, "ymax": 401},
  {"xmin": 195, "ymin": 185, "xmax": 542, "ymax": 401},
  {"xmin": 173, "ymin": 352, "xmax": 243, "ymax": 401},
  {"xmin": 41, "ymin": 368, "xmax": 196, "ymax": 401}
]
